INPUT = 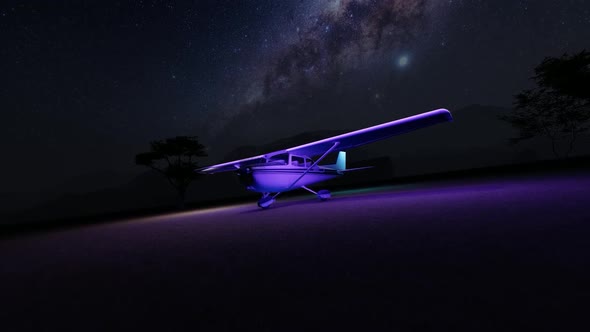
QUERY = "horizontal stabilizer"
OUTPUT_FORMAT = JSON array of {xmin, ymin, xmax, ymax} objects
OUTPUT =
[{"xmin": 338, "ymin": 166, "xmax": 374, "ymax": 172}]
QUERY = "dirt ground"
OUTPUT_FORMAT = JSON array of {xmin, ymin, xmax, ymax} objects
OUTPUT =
[{"xmin": 1, "ymin": 172, "xmax": 589, "ymax": 331}]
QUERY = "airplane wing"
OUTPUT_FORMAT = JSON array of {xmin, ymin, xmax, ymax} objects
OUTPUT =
[
  {"xmin": 197, "ymin": 108, "xmax": 452, "ymax": 174},
  {"xmin": 196, "ymin": 154, "xmax": 268, "ymax": 174}
]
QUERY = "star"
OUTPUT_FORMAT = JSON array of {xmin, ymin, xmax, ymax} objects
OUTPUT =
[{"xmin": 397, "ymin": 55, "xmax": 410, "ymax": 68}]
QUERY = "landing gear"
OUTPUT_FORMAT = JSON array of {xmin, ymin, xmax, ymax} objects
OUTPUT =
[
  {"xmin": 257, "ymin": 187, "xmax": 331, "ymax": 208},
  {"xmin": 302, "ymin": 186, "xmax": 331, "ymax": 201},
  {"xmin": 317, "ymin": 189, "xmax": 331, "ymax": 201},
  {"xmin": 257, "ymin": 193, "xmax": 275, "ymax": 209}
]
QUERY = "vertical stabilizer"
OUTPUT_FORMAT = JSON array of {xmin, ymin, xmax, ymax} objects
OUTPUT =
[{"xmin": 335, "ymin": 151, "xmax": 346, "ymax": 170}]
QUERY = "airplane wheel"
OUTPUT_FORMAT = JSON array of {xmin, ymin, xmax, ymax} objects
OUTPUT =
[
  {"xmin": 318, "ymin": 190, "xmax": 331, "ymax": 201},
  {"xmin": 257, "ymin": 196, "xmax": 275, "ymax": 209}
]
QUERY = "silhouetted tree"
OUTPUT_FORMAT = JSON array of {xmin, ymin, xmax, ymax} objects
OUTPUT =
[
  {"xmin": 534, "ymin": 50, "xmax": 590, "ymax": 101},
  {"xmin": 135, "ymin": 136, "xmax": 207, "ymax": 209},
  {"xmin": 501, "ymin": 50, "xmax": 590, "ymax": 158}
]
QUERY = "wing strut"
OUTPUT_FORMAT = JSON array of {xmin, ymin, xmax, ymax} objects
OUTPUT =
[{"xmin": 272, "ymin": 142, "xmax": 340, "ymax": 200}]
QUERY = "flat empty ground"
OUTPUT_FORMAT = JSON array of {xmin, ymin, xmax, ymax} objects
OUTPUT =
[{"xmin": 1, "ymin": 172, "xmax": 590, "ymax": 331}]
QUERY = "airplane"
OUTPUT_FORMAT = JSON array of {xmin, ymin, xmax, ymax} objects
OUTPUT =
[{"xmin": 197, "ymin": 108, "xmax": 453, "ymax": 208}]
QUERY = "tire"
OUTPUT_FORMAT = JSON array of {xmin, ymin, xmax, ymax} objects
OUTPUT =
[{"xmin": 318, "ymin": 190, "xmax": 331, "ymax": 201}]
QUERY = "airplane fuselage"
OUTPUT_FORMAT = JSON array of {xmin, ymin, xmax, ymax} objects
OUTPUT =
[{"xmin": 238, "ymin": 165, "xmax": 342, "ymax": 193}]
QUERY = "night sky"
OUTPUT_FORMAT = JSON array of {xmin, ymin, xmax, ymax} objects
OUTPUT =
[{"xmin": 2, "ymin": 0, "xmax": 589, "ymax": 195}]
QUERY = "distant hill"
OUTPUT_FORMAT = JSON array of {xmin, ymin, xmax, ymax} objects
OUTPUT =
[
  {"xmin": 1, "ymin": 166, "xmax": 255, "ymax": 225},
  {"xmin": 53, "ymin": 169, "xmax": 139, "ymax": 194},
  {"xmin": 0, "ymin": 169, "xmax": 139, "ymax": 214},
  {"xmin": 1, "ymin": 171, "xmax": 173, "ymax": 224}
]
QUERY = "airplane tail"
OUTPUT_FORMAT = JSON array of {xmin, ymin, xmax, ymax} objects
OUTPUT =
[
  {"xmin": 324, "ymin": 151, "xmax": 374, "ymax": 172},
  {"xmin": 324, "ymin": 151, "xmax": 346, "ymax": 170},
  {"xmin": 335, "ymin": 151, "xmax": 346, "ymax": 170}
]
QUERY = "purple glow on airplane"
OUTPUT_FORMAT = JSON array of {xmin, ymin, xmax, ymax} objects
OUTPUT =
[{"xmin": 198, "ymin": 109, "xmax": 453, "ymax": 208}]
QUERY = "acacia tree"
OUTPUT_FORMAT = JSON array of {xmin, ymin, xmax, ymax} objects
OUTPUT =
[
  {"xmin": 135, "ymin": 136, "xmax": 207, "ymax": 208},
  {"xmin": 501, "ymin": 50, "xmax": 590, "ymax": 158}
]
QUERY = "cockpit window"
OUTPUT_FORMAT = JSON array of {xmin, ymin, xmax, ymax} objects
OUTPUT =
[
  {"xmin": 268, "ymin": 154, "xmax": 288, "ymax": 165},
  {"xmin": 291, "ymin": 156, "xmax": 305, "ymax": 166},
  {"xmin": 267, "ymin": 154, "xmax": 310, "ymax": 167}
]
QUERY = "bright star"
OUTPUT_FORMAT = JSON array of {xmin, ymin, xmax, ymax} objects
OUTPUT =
[{"xmin": 398, "ymin": 55, "xmax": 409, "ymax": 68}]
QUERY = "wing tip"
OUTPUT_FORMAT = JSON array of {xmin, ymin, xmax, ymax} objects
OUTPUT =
[{"xmin": 432, "ymin": 108, "xmax": 453, "ymax": 122}]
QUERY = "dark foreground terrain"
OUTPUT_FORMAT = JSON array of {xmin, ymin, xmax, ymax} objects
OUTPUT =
[{"xmin": 1, "ymin": 171, "xmax": 590, "ymax": 331}]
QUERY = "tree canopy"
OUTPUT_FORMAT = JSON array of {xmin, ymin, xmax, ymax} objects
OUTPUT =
[
  {"xmin": 135, "ymin": 136, "xmax": 207, "ymax": 208},
  {"xmin": 502, "ymin": 50, "xmax": 590, "ymax": 158},
  {"xmin": 533, "ymin": 50, "xmax": 590, "ymax": 101}
]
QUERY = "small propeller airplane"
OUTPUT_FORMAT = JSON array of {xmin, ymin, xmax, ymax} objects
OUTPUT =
[{"xmin": 197, "ymin": 108, "xmax": 453, "ymax": 208}]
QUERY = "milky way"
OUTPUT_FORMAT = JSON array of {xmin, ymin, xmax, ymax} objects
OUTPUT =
[
  {"xmin": 260, "ymin": 0, "xmax": 431, "ymax": 98},
  {"xmin": 214, "ymin": 0, "xmax": 448, "ymax": 137}
]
